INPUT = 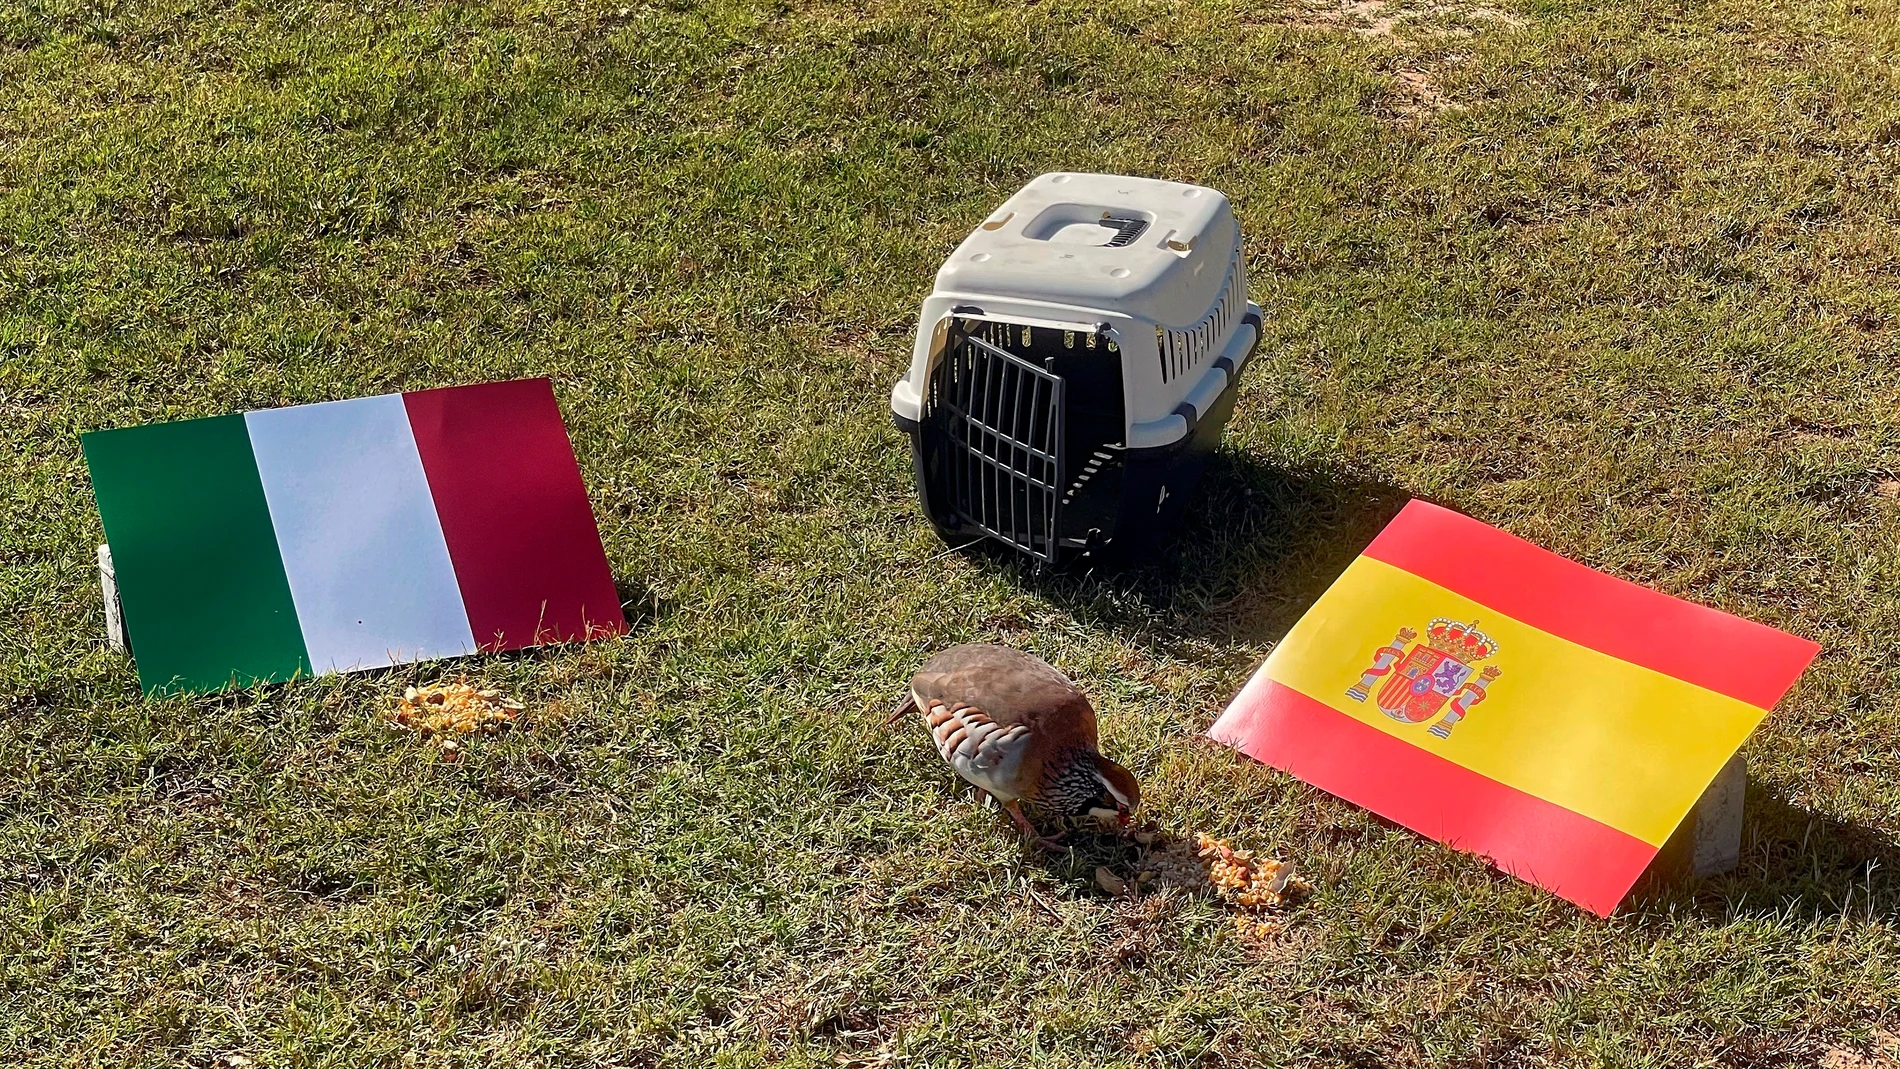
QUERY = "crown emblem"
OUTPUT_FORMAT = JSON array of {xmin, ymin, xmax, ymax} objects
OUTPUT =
[
  {"xmin": 1345, "ymin": 618, "xmax": 1503, "ymax": 739},
  {"xmin": 1422, "ymin": 618, "xmax": 1498, "ymax": 661}
]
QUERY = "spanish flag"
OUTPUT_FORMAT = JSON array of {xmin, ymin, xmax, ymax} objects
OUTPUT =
[{"xmin": 1208, "ymin": 500, "xmax": 1819, "ymax": 915}]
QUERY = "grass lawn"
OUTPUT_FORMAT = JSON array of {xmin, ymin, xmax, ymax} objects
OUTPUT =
[{"xmin": 7, "ymin": 0, "xmax": 1900, "ymax": 1063}]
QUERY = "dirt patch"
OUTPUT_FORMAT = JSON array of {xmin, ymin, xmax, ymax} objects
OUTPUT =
[
  {"xmin": 1820, "ymin": 1031, "xmax": 1900, "ymax": 1068},
  {"xmin": 1287, "ymin": 0, "xmax": 1525, "ymax": 38},
  {"xmin": 1266, "ymin": 1, "xmax": 1525, "ymax": 119},
  {"xmin": 1332, "ymin": 0, "xmax": 1406, "ymax": 37},
  {"xmin": 1391, "ymin": 68, "xmax": 1458, "ymax": 117}
]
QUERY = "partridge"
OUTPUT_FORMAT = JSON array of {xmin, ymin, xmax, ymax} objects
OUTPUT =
[{"xmin": 894, "ymin": 643, "xmax": 1141, "ymax": 843}]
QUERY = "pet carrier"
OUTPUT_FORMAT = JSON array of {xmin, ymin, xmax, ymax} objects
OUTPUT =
[{"xmin": 890, "ymin": 173, "xmax": 1262, "ymax": 564}]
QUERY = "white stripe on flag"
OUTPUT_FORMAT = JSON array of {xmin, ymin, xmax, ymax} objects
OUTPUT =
[{"xmin": 245, "ymin": 394, "xmax": 476, "ymax": 673}]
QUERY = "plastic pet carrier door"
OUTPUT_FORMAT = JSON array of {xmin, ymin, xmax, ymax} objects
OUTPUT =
[{"xmin": 891, "ymin": 173, "xmax": 1262, "ymax": 564}]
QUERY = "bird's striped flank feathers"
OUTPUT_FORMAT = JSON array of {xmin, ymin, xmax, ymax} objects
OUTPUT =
[{"xmin": 899, "ymin": 644, "xmax": 1142, "ymax": 843}]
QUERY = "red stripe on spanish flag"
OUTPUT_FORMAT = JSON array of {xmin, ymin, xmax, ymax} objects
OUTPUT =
[
  {"xmin": 1208, "ymin": 500, "xmax": 1819, "ymax": 915},
  {"xmin": 1362, "ymin": 501, "xmax": 1818, "ymax": 709},
  {"xmin": 1211, "ymin": 678, "xmax": 1657, "ymax": 917}
]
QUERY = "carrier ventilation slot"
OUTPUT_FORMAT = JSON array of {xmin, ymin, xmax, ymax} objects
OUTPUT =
[
  {"xmin": 1063, "ymin": 448, "xmax": 1123, "ymax": 506},
  {"xmin": 1098, "ymin": 216, "xmax": 1149, "ymax": 248},
  {"xmin": 1158, "ymin": 250, "xmax": 1246, "ymax": 384}
]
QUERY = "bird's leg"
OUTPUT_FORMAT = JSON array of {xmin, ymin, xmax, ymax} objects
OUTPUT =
[
  {"xmin": 974, "ymin": 787, "xmax": 993, "ymax": 807},
  {"xmin": 1002, "ymin": 799, "xmax": 1037, "ymax": 836},
  {"xmin": 1003, "ymin": 799, "xmax": 1067, "ymax": 851}
]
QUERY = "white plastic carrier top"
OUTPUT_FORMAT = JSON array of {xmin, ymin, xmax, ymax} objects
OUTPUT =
[
  {"xmin": 931, "ymin": 172, "xmax": 1239, "ymax": 328},
  {"xmin": 894, "ymin": 172, "xmax": 1257, "ymax": 450}
]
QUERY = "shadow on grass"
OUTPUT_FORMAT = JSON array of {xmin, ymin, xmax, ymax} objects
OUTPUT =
[
  {"xmin": 613, "ymin": 574, "xmax": 673, "ymax": 632},
  {"xmin": 997, "ymin": 819, "xmax": 1208, "ymax": 901},
  {"xmin": 131, "ymin": 573, "xmax": 664, "ymax": 710},
  {"xmin": 972, "ymin": 449, "xmax": 1416, "ymax": 649},
  {"xmin": 1631, "ymin": 779, "xmax": 1900, "ymax": 922},
  {"xmin": 936, "ymin": 451, "xmax": 1413, "ymax": 893}
]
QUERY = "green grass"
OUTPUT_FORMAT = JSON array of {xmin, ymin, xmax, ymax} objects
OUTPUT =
[{"xmin": 6, "ymin": 0, "xmax": 1900, "ymax": 1063}]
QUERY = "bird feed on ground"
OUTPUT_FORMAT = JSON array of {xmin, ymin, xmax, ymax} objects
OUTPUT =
[
  {"xmin": 1128, "ymin": 830, "xmax": 1309, "ymax": 911},
  {"xmin": 1194, "ymin": 831, "xmax": 1306, "ymax": 908},
  {"xmin": 391, "ymin": 682, "xmax": 523, "ymax": 760}
]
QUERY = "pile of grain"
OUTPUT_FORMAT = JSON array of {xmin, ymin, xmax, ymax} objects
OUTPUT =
[
  {"xmin": 1114, "ymin": 829, "xmax": 1310, "ymax": 912},
  {"xmin": 391, "ymin": 683, "xmax": 523, "ymax": 760},
  {"xmin": 1131, "ymin": 832, "xmax": 1211, "ymax": 890},
  {"xmin": 1194, "ymin": 832, "xmax": 1304, "ymax": 908}
]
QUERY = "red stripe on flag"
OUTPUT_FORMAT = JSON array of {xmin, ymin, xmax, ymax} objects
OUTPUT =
[
  {"xmin": 1208, "ymin": 676, "xmax": 1656, "ymax": 916},
  {"xmin": 1362, "ymin": 500, "xmax": 1818, "ymax": 709},
  {"xmin": 404, "ymin": 378, "xmax": 626, "ymax": 651}
]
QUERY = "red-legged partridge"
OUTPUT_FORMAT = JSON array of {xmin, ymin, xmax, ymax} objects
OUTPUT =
[{"xmin": 895, "ymin": 643, "xmax": 1141, "ymax": 843}]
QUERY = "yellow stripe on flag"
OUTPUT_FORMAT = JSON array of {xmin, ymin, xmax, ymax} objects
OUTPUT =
[{"xmin": 1266, "ymin": 556, "xmax": 1765, "ymax": 847}]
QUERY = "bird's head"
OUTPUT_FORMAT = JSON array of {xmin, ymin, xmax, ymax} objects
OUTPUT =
[{"xmin": 1080, "ymin": 755, "xmax": 1142, "ymax": 828}]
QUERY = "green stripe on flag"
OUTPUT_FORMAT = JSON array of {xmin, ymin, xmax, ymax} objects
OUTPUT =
[{"xmin": 83, "ymin": 414, "xmax": 311, "ymax": 695}]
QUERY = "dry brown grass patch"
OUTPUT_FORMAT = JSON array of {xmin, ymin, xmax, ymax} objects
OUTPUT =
[{"xmin": 1282, "ymin": 0, "xmax": 1525, "ymax": 38}]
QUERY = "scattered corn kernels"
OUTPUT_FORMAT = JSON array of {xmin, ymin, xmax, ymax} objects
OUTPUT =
[
  {"xmin": 1234, "ymin": 915, "xmax": 1284, "ymax": 940},
  {"xmin": 391, "ymin": 683, "xmax": 523, "ymax": 759},
  {"xmin": 1194, "ymin": 831, "xmax": 1307, "ymax": 909},
  {"xmin": 1128, "ymin": 829, "xmax": 1311, "ymax": 912}
]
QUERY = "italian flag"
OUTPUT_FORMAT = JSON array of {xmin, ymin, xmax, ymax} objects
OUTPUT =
[
  {"xmin": 1208, "ymin": 500, "xmax": 1819, "ymax": 915},
  {"xmin": 83, "ymin": 378, "xmax": 626, "ymax": 696}
]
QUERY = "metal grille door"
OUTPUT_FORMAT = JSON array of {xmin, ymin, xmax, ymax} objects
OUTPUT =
[{"xmin": 928, "ymin": 334, "xmax": 1064, "ymax": 561}]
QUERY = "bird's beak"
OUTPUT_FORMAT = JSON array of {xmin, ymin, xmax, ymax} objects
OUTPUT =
[{"xmin": 1118, "ymin": 810, "xmax": 1132, "ymax": 827}]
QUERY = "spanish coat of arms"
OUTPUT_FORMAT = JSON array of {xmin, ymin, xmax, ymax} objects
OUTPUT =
[{"xmin": 1346, "ymin": 618, "xmax": 1501, "ymax": 739}]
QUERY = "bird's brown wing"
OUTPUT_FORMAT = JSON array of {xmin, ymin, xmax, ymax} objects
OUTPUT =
[{"xmin": 907, "ymin": 643, "xmax": 1098, "ymax": 751}]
